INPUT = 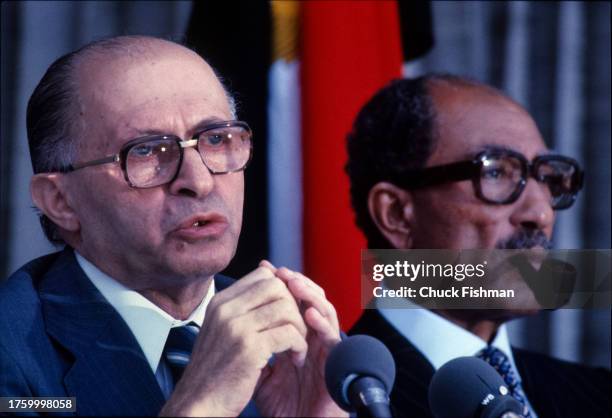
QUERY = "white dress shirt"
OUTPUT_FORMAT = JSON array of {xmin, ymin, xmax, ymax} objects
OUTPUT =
[
  {"xmin": 377, "ymin": 297, "xmax": 538, "ymax": 417},
  {"xmin": 75, "ymin": 252, "xmax": 215, "ymax": 398}
]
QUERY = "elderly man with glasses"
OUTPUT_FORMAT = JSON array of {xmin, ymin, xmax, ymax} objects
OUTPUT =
[
  {"xmin": 347, "ymin": 75, "xmax": 609, "ymax": 418},
  {"xmin": 0, "ymin": 36, "xmax": 345, "ymax": 417}
]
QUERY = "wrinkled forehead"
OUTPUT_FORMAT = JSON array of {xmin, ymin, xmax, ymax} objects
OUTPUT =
[
  {"xmin": 427, "ymin": 82, "xmax": 548, "ymax": 165},
  {"xmin": 74, "ymin": 43, "xmax": 231, "ymax": 153}
]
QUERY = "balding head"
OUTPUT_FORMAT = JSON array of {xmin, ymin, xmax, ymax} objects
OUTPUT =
[
  {"xmin": 346, "ymin": 74, "xmax": 544, "ymax": 249},
  {"xmin": 29, "ymin": 35, "xmax": 248, "ymax": 287},
  {"xmin": 27, "ymin": 35, "xmax": 235, "ymax": 243}
]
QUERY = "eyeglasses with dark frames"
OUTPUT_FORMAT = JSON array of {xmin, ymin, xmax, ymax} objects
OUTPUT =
[
  {"xmin": 57, "ymin": 120, "xmax": 253, "ymax": 188},
  {"xmin": 389, "ymin": 149, "xmax": 584, "ymax": 210}
]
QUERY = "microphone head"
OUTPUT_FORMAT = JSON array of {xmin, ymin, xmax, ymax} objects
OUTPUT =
[
  {"xmin": 428, "ymin": 357, "xmax": 524, "ymax": 418},
  {"xmin": 325, "ymin": 334, "xmax": 396, "ymax": 411}
]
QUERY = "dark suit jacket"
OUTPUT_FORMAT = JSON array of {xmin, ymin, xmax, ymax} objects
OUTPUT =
[
  {"xmin": 349, "ymin": 309, "xmax": 611, "ymax": 418},
  {"xmin": 0, "ymin": 248, "xmax": 256, "ymax": 416}
]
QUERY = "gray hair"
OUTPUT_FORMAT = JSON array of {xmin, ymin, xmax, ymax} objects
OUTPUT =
[{"xmin": 27, "ymin": 35, "xmax": 237, "ymax": 244}]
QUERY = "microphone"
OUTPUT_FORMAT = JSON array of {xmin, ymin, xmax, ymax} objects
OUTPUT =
[
  {"xmin": 428, "ymin": 357, "xmax": 524, "ymax": 418},
  {"xmin": 325, "ymin": 334, "xmax": 396, "ymax": 418}
]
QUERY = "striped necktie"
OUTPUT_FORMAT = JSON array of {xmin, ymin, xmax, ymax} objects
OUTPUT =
[
  {"xmin": 477, "ymin": 346, "xmax": 534, "ymax": 418},
  {"xmin": 163, "ymin": 323, "xmax": 199, "ymax": 384}
]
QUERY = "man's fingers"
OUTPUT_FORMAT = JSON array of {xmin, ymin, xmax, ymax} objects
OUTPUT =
[
  {"xmin": 213, "ymin": 265, "xmax": 276, "ymax": 302},
  {"xmin": 304, "ymin": 307, "xmax": 341, "ymax": 346},
  {"xmin": 294, "ymin": 271, "xmax": 326, "ymax": 297},
  {"xmin": 274, "ymin": 267, "xmax": 340, "ymax": 332},
  {"xmin": 275, "ymin": 268, "xmax": 325, "ymax": 297},
  {"xmin": 285, "ymin": 276, "xmax": 339, "ymax": 330},
  {"xmin": 246, "ymin": 297, "xmax": 308, "ymax": 338},
  {"xmin": 261, "ymin": 324, "xmax": 308, "ymax": 367},
  {"xmin": 211, "ymin": 273, "xmax": 291, "ymax": 318},
  {"xmin": 259, "ymin": 259, "xmax": 276, "ymax": 271}
]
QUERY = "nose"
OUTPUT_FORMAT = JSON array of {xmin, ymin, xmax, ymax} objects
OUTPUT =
[
  {"xmin": 168, "ymin": 147, "xmax": 214, "ymax": 198},
  {"xmin": 509, "ymin": 178, "xmax": 555, "ymax": 233}
]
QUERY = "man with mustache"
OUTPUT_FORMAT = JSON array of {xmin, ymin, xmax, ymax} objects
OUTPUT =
[
  {"xmin": 0, "ymin": 36, "xmax": 345, "ymax": 417},
  {"xmin": 347, "ymin": 75, "xmax": 610, "ymax": 417}
]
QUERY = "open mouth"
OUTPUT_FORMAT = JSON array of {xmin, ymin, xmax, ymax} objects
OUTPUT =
[
  {"xmin": 173, "ymin": 213, "xmax": 229, "ymax": 240},
  {"xmin": 192, "ymin": 220, "xmax": 209, "ymax": 228}
]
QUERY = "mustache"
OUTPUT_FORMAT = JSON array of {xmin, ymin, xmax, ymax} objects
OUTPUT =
[{"xmin": 496, "ymin": 229, "xmax": 553, "ymax": 250}]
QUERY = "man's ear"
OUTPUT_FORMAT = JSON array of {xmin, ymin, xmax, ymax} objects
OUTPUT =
[
  {"xmin": 367, "ymin": 182, "xmax": 414, "ymax": 249},
  {"xmin": 30, "ymin": 174, "xmax": 80, "ymax": 233}
]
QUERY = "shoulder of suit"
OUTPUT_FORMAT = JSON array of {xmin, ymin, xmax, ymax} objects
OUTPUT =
[
  {"xmin": 0, "ymin": 250, "xmax": 69, "ymax": 327},
  {"xmin": 0, "ymin": 251, "xmax": 66, "ymax": 350},
  {"xmin": 1, "ymin": 251, "xmax": 64, "ymax": 312}
]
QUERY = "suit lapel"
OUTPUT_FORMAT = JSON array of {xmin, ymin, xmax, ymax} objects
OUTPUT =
[{"xmin": 40, "ymin": 249, "xmax": 165, "ymax": 416}]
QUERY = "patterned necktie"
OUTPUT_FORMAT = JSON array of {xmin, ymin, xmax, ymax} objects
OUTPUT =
[
  {"xmin": 477, "ymin": 346, "xmax": 533, "ymax": 418},
  {"xmin": 162, "ymin": 323, "xmax": 200, "ymax": 384}
]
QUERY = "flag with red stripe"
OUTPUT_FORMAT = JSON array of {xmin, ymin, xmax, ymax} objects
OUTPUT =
[{"xmin": 301, "ymin": 1, "xmax": 403, "ymax": 328}]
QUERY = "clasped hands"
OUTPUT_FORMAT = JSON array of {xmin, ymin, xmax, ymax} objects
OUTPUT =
[{"xmin": 160, "ymin": 261, "xmax": 348, "ymax": 417}]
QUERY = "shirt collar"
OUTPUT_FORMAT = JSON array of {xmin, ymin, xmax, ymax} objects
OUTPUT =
[
  {"xmin": 376, "ymin": 297, "xmax": 519, "ymax": 376},
  {"xmin": 75, "ymin": 251, "xmax": 215, "ymax": 373}
]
